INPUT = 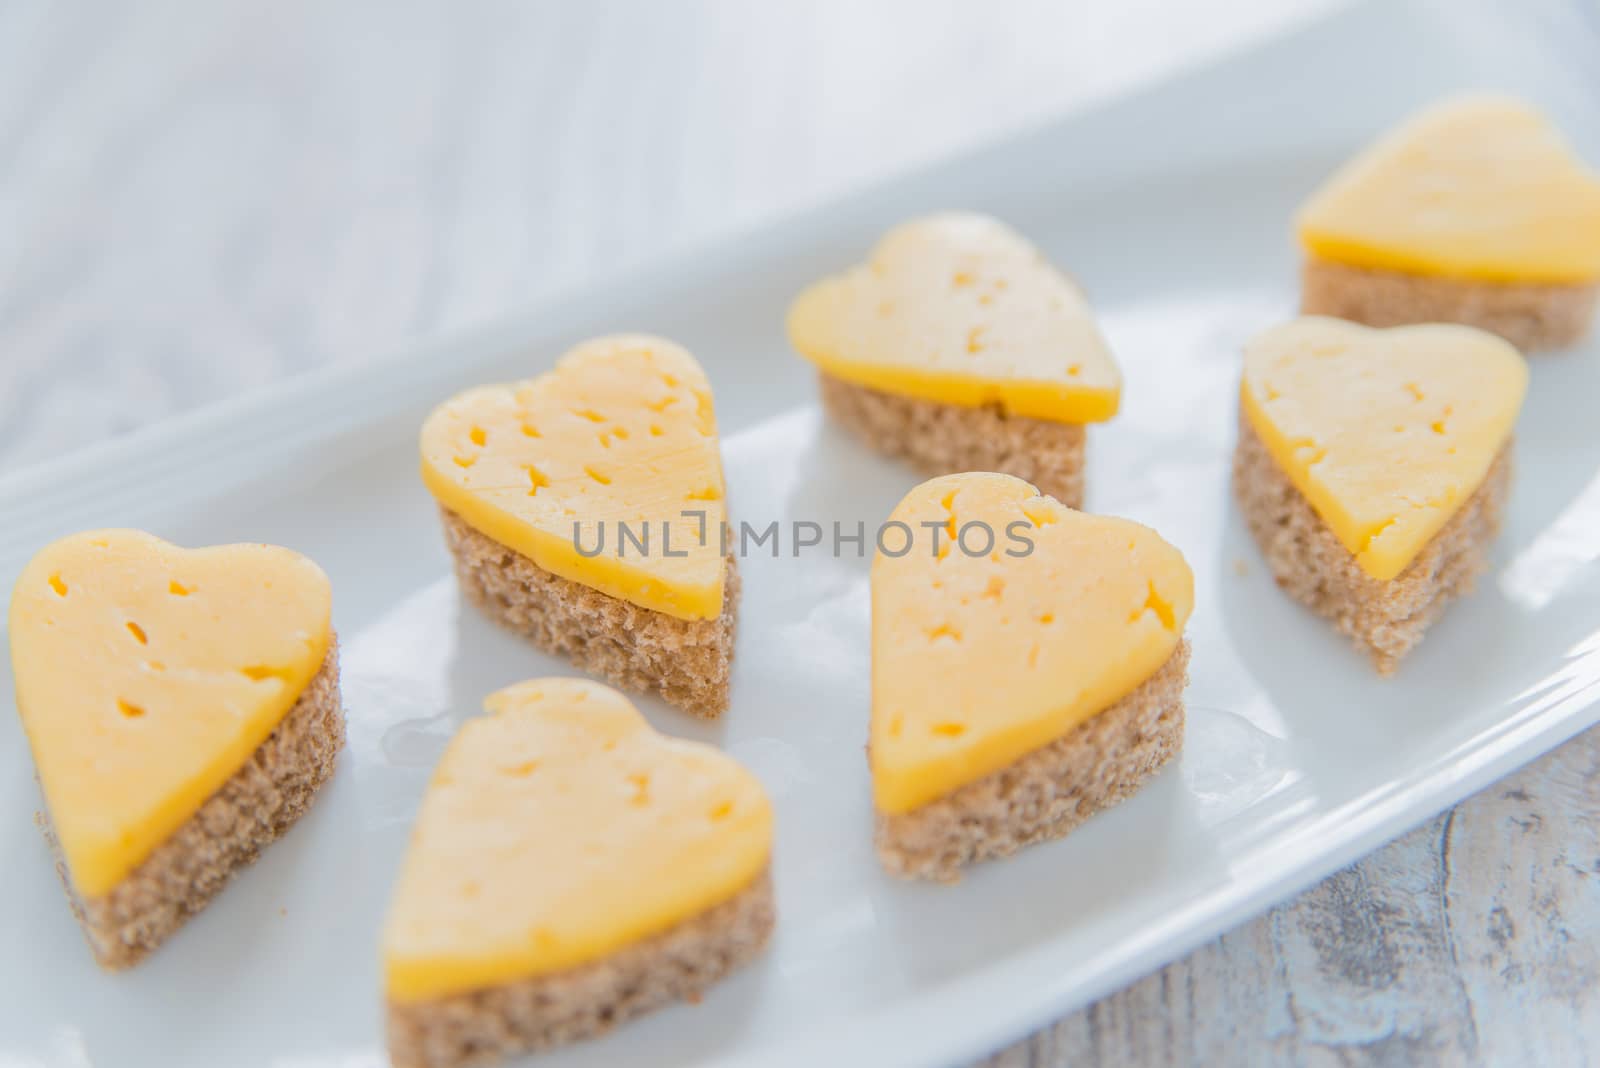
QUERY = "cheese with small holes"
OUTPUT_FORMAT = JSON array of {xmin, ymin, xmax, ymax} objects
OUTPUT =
[
  {"xmin": 382, "ymin": 678, "xmax": 773, "ymax": 1002},
  {"xmin": 870, "ymin": 473, "xmax": 1192, "ymax": 814},
  {"xmin": 1297, "ymin": 95, "xmax": 1600, "ymax": 283},
  {"xmin": 7, "ymin": 530, "xmax": 332, "ymax": 897},
  {"xmin": 787, "ymin": 213, "xmax": 1121, "ymax": 423},
  {"xmin": 1241, "ymin": 317, "xmax": 1527, "ymax": 582},
  {"xmin": 419, "ymin": 335, "xmax": 728, "ymax": 621}
]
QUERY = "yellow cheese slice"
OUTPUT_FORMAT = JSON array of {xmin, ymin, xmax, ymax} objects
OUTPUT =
[
  {"xmin": 1298, "ymin": 95, "xmax": 1600, "ymax": 283},
  {"xmin": 1241, "ymin": 317, "xmax": 1528, "ymax": 582},
  {"xmin": 8, "ymin": 530, "xmax": 333, "ymax": 898},
  {"xmin": 382, "ymin": 678, "xmax": 772, "ymax": 1002},
  {"xmin": 871, "ymin": 474, "xmax": 1192, "ymax": 814},
  {"xmin": 788, "ymin": 213, "xmax": 1121, "ymax": 423},
  {"xmin": 420, "ymin": 335, "xmax": 728, "ymax": 621}
]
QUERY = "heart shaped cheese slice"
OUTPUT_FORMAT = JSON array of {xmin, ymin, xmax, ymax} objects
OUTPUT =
[
  {"xmin": 788, "ymin": 213, "xmax": 1121, "ymax": 423},
  {"xmin": 382, "ymin": 678, "xmax": 772, "ymax": 1002},
  {"xmin": 1242, "ymin": 317, "xmax": 1527, "ymax": 582},
  {"xmin": 420, "ymin": 335, "xmax": 728, "ymax": 621},
  {"xmin": 8, "ymin": 530, "xmax": 332, "ymax": 897},
  {"xmin": 1298, "ymin": 95, "xmax": 1600, "ymax": 283},
  {"xmin": 871, "ymin": 474, "xmax": 1193, "ymax": 814}
]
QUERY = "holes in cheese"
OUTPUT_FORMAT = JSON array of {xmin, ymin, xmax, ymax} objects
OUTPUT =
[
  {"xmin": 870, "ymin": 473, "xmax": 1193, "ymax": 813},
  {"xmin": 8, "ymin": 530, "xmax": 333, "ymax": 896},
  {"xmin": 788, "ymin": 212, "xmax": 1122, "ymax": 424},
  {"xmin": 381, "ymin": 678, "xmax": 772, "ymax": 1002},
  {"xmin": 1240, "ymin": 317, "xmax": 1527, "ymax": 580},
  {"xmin": 418, "ymin": 335, "xmax": 729, "ymax": 621}
]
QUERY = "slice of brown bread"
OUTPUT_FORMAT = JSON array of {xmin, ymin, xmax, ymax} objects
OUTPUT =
[
  {"xmin": 440, "ymin": 509, "xmax": 737, "ymax": 718},
  {"xmin": 386, "ymin": 868, "xmax": 775, "ymax": 1068},
  {"xmin": 818, "ymin": 372, "xmax": 1086, "ymax": 508},
  {"xmin": 1232, "ymin": 414, "xmax": 1511, "ymax": 674},
  {"xmin": 1301, "ymin": 257, "xmax": 1599, "ymax": 353},
  {"xmin": 44, "ymin": 639, "xmax": 344, "ymax": 969},
  {"xmin": 875, "ymin": 640, "xmax": 1189, "ymax": 883}
]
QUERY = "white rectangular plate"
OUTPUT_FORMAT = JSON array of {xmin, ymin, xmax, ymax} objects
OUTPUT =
[{"xmin": 3, "ymin": 2, "xmax": 1599, "ymax": 1065}]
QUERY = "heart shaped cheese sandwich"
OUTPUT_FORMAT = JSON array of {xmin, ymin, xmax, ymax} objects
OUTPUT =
[
  {"xmin": 420, "ymin": 335, "xmax": 737, "ymax": 717},
  {"xmin": 1234, "ymin": 317, "xmax": 1528, "ymax": 673},
  {"xmin": 383, "ymin": 679, "xmax": 774, "ymax": 1068},
  {"xmin": 1298, "ymin": 95, "xmax": 1600, "ymax": 351},
  {"xmin": 788, "ymin": 213, "xmax": 1121, "ymax": 508},
  {"xmin": 8, "ymin": 530, "xmax": 341, "ymax": 968},
  {"xmin": 871, "ymin": 473, "xmax": 1193, "ymax": 881}
]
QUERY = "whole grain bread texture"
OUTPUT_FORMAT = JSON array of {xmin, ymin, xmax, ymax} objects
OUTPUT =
[
  {"xmin": 1233, "ymin": 414, "xmax": 1511, "ymax": 675},
  {"xmin": 47, "ymin": 639, "xmax": 344, "ymax": 970},
  {"xmin": 441, "ymin": 509, "xmax": 737, "ymax": 718},
  {"xmin": 818, "ymin": 372, "xmax": 1087, "ymax": 509},
  {"xmin": 1301, "ymin": 257, "xmax": 1599, "ymax": 353},
  {"xmin": 876, "ymin": 640, "xmax": 1189, "ymax": 883},
  {"xmin": 386, "ymin": 868, "xmax": 775, "ymax": 1068}
]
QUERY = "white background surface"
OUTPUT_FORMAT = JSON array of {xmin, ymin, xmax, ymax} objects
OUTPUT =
[{"xmin": 2, "ymin": 1, "xmax": 1598, "ymax": 1065}]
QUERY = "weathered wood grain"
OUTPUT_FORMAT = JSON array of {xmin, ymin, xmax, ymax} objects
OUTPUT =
[
  {"xmin": 985, "ymin": 727, "xmax": 1600, "ymax": 1066},
  {"xmin": 1, "ymin": 3, "xmax": 1595, "ymax": 1066}
]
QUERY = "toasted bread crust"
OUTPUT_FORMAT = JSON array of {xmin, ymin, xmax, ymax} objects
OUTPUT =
[
  {"xmin": 439, "ymin": 509, "xmax": 737, "ymax": 718},
  {"xmin": 386, "ymin": 869, "xmax": 775, "ymax": 1068},
  {"xmin": 45, "ymin": 640, "xmax": 344, "ymax": 969},
  {"xmin": 1232, "ymin": 413, "xmax": 1511, "ymax": 674},
  {"xmin": 875, "ymin": 641, "xmax": 1189, "ymax": 883},
  {"xmin": 1301, "ymin": 257, "xmax": 1598, "ymax": 352},
  {"xmin": 818, "ymin": 373, "xmax": 1087, "ymax": 508}
]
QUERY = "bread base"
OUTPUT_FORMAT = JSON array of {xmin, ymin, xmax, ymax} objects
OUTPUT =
[
  {"xmin": 48, "ymin": 639, "xmax": 344, "ymax": 970},
  {"xmin": 1232, "ymin": 415, "xmax": 1511, "ymax": 675},
  {"xmin": 818, "ymin": 373, "xmax": 1087, "ymax": 508},
  {"xmin": 440, "ymin": 509, "xmax": 737, "ymax": 718},
  {"xmin": 1300, "ymin": 257, "xmax": 1599, "ymax": 353},
  {"xmin": 385, "ymin": 869, "xmax": 775, "ymax": 1068},
  {"xmin": 875, "ymin": 641, "xmax": 1189, "ymax": 883}
]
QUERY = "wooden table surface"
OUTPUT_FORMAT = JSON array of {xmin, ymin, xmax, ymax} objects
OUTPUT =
[{"xmin": 2, "ymin": 2, "xmax": 1596, "ymax": 1064}]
